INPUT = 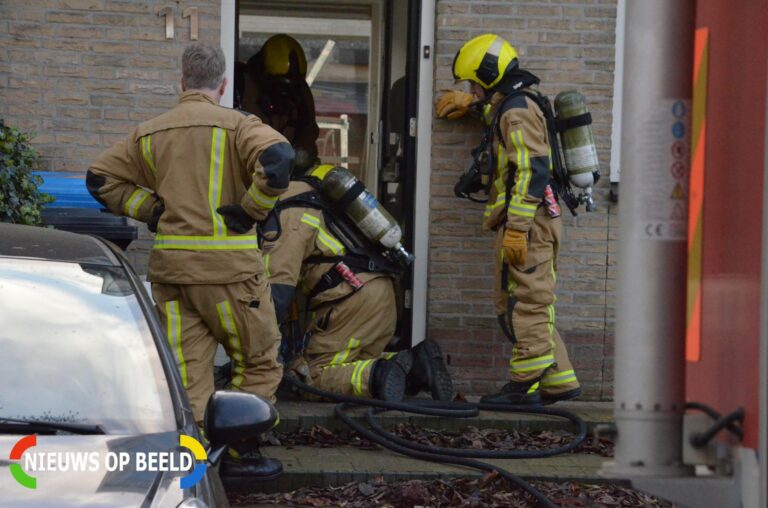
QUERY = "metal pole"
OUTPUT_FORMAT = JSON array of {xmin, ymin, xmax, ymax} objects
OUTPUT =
[{"xmin": 603, "ymin": 0, "xmax": 696, "ymax": 478}]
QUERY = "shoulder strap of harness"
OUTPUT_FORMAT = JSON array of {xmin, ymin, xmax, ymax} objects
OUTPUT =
[{"xmin": 493, "ymin": 89, "xmax": 579, "ymax": 216}]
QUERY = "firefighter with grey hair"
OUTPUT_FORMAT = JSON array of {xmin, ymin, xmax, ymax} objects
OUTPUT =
[{"xmin": 87, "ymin": 42, "xmax": 293, "ymax": 481}]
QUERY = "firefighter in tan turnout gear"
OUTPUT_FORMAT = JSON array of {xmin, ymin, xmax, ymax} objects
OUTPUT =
[
  {"xmin": 87, "ymin": 43, "xmax": 292, "ymax": 480},
  {"xmin": 263, "ymin": 164, "xmax": 453, "ymax": 402},
  {"xmin": 437, "ymin": 34, "xmax": 581, "ymax": 405}
]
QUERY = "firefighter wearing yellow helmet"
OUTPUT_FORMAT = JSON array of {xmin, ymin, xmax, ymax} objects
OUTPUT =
[
  {"xmin": 239, "ymin": 34, "xmax": 320, "ymax": 173},
  {"xmin": 261, "ymin": 164, "xmax": 453, "ymax": 402},
  {"xmin": 436, "ymin": 34, "xmax": 581, "ymax": 405}
]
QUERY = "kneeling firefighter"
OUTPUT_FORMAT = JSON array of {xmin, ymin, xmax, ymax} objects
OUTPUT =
[
  {"xmin": 262, "ymin": 164, "xmax": 453, "ymax": 402},
  {"xmin": 437, "ymin": 34, "xmax": 587, "ymax": 405}
]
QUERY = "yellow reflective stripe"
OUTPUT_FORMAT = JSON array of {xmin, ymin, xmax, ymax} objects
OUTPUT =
[
  {"xmin": 216, "ymin": 300, "xmax": 245, "ymax": 388},
  {"xmin": 208, "ymin": 127, "xmax": 227, "ymax": 237},
  {"xmin": 154, "ymin": 234, "xmax": 258, "ymax": 250},
  {"xmin": 551, "ymin": 260, "xmax": 557, "ymax": 284},
  {"xmin": 510, "ymin": 354, "xmax": 555, "ymax": 373},
  {"xmin": 542, "ymin": 369, "xmax": 577, "ymax": 387},
  {"xmin": 264, "ymin": 254, "xmax": 271, "ymax": 277},
  {"xmin": 300, "ymin": 213, "xmax": 345, "ymax": 254},
  {"xmin": 496, "ymin": 144, "xmax": 507, "ymax": 178},
  {"xmin": 381, "ymin": 352, "xmax": 396, "ymax": 360},
  {"xmin": 484, "ymin": 192, "xmax": 507, "ymax": 217},
  {"xmin": 124, "ymin": 187, "xmax": 151, "ymax": 219},
  {"xmin": 507, "ymin": 202, "xmax": 536, "ymax": 218},
  {"xmin": 165, "ymin": 301, "xmax": 187, "ymax": 387},
  {"xmin": 247, "ymin": 185, "xmax": 278, "ymax": 209},
  {"xmin": 331, "ymin": 337, "xmax": 360, "ymax": 366},
  {"xmin": 527, "ymin": 381, "xmax": 540, "ymax": 394},
  {"xmin": 493, "ymin": 175, "xmax": 505, "ymax": 193},
  {"xmin": 141, "ymin": 135, "xmax": 157, "ymax": 173},
  {"xmin": 351, "ymin": 359, "xmax": 374, "ymax": 396},
  {"xmin": 547, "ymin": 304, "xmax": 555, "ymax": 336},
  {"xmin": 511, "ymin": 130, "xmax": 531, "ymax": 198},
  {"xmin": 482, "ymin": 103, "xmax": 493, "ymax": 125}
]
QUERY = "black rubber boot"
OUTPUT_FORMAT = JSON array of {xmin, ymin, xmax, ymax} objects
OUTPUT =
[
  {"xmin": 370, "ymin": 351, "xmax": 413, "ymax": 402},
  {"xmin": 479, "ymin": 380, "xmax": 542, "ymax": 405},
  {"xmin": 542, "ymin": 386, "xmax": 581, "ymax": 404},
  {"xmin": 407, "ymin": 339, "xmax": 454, "ymax": 401},
  {"xmin": 221, "ymin": 449, "xmax": 283, "ymax": 482}
]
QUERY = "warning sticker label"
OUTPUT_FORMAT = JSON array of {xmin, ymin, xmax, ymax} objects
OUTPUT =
[{"xmin": 637, "ymin": 99, "xmax": 691, "ymax": 241}]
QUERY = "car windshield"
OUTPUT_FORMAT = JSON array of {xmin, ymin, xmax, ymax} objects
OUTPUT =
[{"xmin": 0, "ymin": 257, "xmax": 176, "ymax": 434}]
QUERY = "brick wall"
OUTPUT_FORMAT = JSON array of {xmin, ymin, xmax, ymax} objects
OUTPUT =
[
  {"xmin": 0, "ymin": 0, "xmax": 222, "ymax": 170},
  {"xmin": 0, "ymin": 0, "xmax": 221, "ymax": 269},
  {"xmin": 429, "ymin": 0, "xmax": 618, "ymax": 400}
]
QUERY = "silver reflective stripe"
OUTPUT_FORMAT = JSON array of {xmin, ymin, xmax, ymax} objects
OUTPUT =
[
  {"xmin": 124, "ymin": 188, "xmax": 151, "ymax": 219},
  {"xmin": 209, "ymin": 127, "xmax": 227, "ymax": 237},
  {"xmin": 216, "ymin": 300, "xmax": 245, "ymax": 389},
  {"xmin": 154, "ymin": 235, "xmax": 258, "ymax": 250},
  {"xmin": 487, "ymin": 37, "xmax": 504, "ymax": 57},
  {"xmin": 165, "ymin": 300, "xmax": 187, "ymax": 387}
]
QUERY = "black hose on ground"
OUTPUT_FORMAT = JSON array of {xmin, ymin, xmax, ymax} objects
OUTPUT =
[{"xmin": 282, "ymin": 375, "xmax": 588, "ymax": 508}]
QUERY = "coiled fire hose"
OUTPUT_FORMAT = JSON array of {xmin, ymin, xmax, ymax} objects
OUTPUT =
[{"xmin": 282, "ymin": 375, "xmax": 588, "ymax": 508}]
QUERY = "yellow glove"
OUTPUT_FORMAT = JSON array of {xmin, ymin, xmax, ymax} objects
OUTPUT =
[
  {"xmin": 435, "ymin": 90, "xmax": 475, "ymax": 120},
  {"xmin": 503, "ymin": 229, "xmax": 528, "ymax": 266}
]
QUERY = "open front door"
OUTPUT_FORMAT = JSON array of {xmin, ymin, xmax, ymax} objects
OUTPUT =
[{"xmin": 226, "ymin": 0, "xmax": 430, "ymax": 347}]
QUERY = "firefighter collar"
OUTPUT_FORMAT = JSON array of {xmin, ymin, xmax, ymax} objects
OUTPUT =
[{"xmin": 178, "ymin": 90, "xmax": 219, "ymax": 106}]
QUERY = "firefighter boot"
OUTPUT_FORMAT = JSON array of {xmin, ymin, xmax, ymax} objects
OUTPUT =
[
  {"xmin": 370, "ymin": 351, "xmax": 413, "ymax": 402},
  {"xmin": 221, "ymin": 448, "xmax": 283, "ymax": 482},
  {"xmin": 480, "ymin": 380, "xmax": 542, "ymax": 405},
  {"xmin": 406, "ymin": 339, "xmax": 454, "ymax": 401},
  {"xmin": 542, "ymin": 387, "xmax": 582, "ymax": 404}
]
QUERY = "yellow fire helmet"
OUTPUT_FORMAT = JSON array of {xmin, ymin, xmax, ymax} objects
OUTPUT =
[
  {"xmin": 452, "ymin": 34, "xmax": 519, "ymax": 89},
  {"xmin": 261, "ymin": 34, "xmax": 307, "ymax": 77}
]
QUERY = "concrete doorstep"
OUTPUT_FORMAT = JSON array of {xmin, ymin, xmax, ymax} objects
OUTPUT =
[{"xmin": 235, "ymin": 400, "xmax": 614, "ymax": 494}]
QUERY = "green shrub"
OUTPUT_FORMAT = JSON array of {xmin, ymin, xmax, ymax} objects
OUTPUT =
[{"xmin": 0, "ymin": 120, "xmax": 54, "ymax": 225}]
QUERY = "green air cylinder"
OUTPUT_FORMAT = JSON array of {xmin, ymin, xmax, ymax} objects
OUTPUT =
[
  {"xmin": 554, "ymin": 91, "xmax": 600, "ymax": 189},
  {"xmin": 320, "ymin": 167, "xmax": 414, "ymax": 265}
]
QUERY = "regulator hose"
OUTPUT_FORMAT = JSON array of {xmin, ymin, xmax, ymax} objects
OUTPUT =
[{"xmin": 282, "ymin": 375, "xmax": 588, "ymax": 508}]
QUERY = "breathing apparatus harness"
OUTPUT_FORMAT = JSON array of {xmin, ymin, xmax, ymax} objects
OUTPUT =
[
  {"xmin": 276, "ymin": 176, "xmax": 404, "ymax": 300},
  {"xmin": 455, "ymin": 71, "xmax": 597, "ymax": 217}
]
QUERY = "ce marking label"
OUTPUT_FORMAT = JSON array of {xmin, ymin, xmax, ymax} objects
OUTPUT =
[{"xmin": 644, "ymin": 223, "xmax": 664, "ymax": 238}]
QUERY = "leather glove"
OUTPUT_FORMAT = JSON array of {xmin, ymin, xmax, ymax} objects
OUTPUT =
[
  {"xmin": 147, "ymin": 203, "xmax": 164, "ymax": 233},
  {"xmin": 435, "ymin": 90, "xmax": 475, "ymax": 120},
  {"xmin": 503, "ymin": 228, "xmax": 528, "ymax": 266},
  {"xmin": 216, "ymin": 204, "xmax": 257, "ymax": 234}
]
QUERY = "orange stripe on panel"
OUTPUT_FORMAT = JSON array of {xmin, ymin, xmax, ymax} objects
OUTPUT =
[{"xmin": 686, "ymin": 27, "xmax": 709, "ymax": 363}]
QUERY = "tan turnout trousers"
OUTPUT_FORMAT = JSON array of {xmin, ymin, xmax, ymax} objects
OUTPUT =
[
  {"xmin": 494, "ymin": 206, "xmax": 579, "ymax": 396},
  {"xmin": 301, "ymin": 277, "xmax": 397, "ymax": 398},
  {"xmin": 152, "ymin": 273, "xmax": 282, "ymax": 422}
]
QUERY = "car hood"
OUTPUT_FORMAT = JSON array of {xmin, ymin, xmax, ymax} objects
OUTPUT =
[{"xmin": 0, "ymin": 431, "xmax": 194, "ymax": 507}]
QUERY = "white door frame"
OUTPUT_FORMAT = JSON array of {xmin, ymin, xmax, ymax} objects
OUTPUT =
[{"xmin": 410, "ymin": 0, "xmax": 434, "ymax": 344}]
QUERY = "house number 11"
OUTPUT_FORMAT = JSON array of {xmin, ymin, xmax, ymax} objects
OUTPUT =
[{"xmin": 158, "ymin": 6, "xmax": 199, "ymax": 41}]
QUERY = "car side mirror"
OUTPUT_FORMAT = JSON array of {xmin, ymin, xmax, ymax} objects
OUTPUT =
[{"xmin": 203, "ymin": 390, "xmax": 277, "ymax": 464}]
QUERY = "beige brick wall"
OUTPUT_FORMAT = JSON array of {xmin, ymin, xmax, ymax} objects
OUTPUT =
[
  {"xmin": 0, "ymin": 0, "xmax": 222, "ymax": 270},
  {"xmin": 0, "ymin": 0, "xmax": 221, "ymax": 172},
  {"xmin": 430, "ymin": 0, "xmax": 618, "ymax": 399}
]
